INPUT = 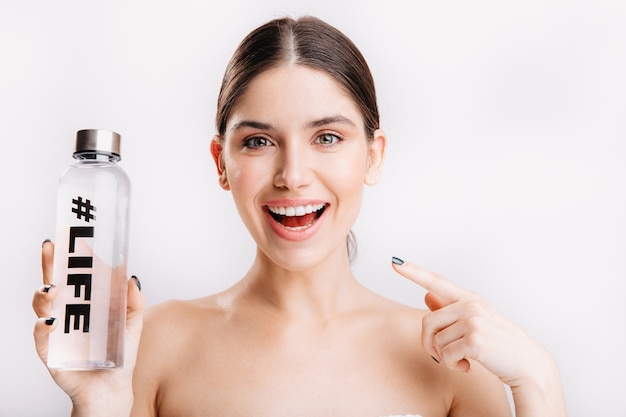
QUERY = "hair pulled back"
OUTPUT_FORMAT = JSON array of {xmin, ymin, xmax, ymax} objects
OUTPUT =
[{"xmin": 215, "ymin": 16, "xmax": 379, "ymax": 140}]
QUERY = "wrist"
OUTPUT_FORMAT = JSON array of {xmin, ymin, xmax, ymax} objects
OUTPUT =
[
  {"xmin": 70, "ymin": 387, "xmax": 133, "ymax": 417},
  {"xmin": 510, "ymin": 353, "xmax": 567, "ymax": 417}
]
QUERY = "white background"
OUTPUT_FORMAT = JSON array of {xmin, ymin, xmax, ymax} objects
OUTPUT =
[{"xmin": 1, "ymin": 0, "xmax": 624, "ymax": 415}]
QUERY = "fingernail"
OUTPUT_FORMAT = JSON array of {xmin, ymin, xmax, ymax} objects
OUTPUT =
[
  {"xmin": 431, "ymin": 355, "xmax": 440, "ymax": 364},
  {"xmin": 45, "ymin": 317, "xmax": 56, "ymax": 326},
  {"xmin": 392, "ymin": 256, "xmax": 404, "ymax": 265},
  {"xmin": 42, "ymin": 239, "xmax": 51, "ymax": 248},
  {"xmin": 132, "ymin": 275, "xmax": 141, "ymax": 292},
  {"xmin": 43, "ymin": 284, "xmax": 55, "ymax": 293}
]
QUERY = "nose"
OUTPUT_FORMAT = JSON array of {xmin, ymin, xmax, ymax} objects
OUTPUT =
[{"xmin": 273, "ymin": 142, "xmax": 312, "ymax": 190}]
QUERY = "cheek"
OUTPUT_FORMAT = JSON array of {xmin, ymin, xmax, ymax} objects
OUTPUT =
[
  {"xmin": 227, "ymin": 165, "xmax": 253, "ymax": 195},
  {"xmin": 225, "ymin": 159, "xmax": 269, "ymax": 204},
  {"xmin": 225, "ymin": 165, "xmax": 262, "ymax": 231},
  {"xmin": 322, "ymin": 156, "xmax": 368, "ymax": 208},
  {"xmin": 325, "ymin": 151, "xmax": 370, "ymax": 187},
  {"xmin": 223, "ymin": 151, "xmax": 254, "ymax": 185}
]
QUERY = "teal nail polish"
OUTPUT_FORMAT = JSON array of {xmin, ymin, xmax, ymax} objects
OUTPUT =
[
  {"xmin": 392, "ymin": 256, "xmax": 404, "ymax": 265},
  {"xmin": 132, "ymin": 275, "xmax": 141, "ymax": 292}
]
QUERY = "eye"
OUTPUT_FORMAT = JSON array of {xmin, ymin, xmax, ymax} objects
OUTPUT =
[
  {"xmin": 243, "ymin": 136, "xmax": 273, "ymax": 149},
  {"xmin": 314, "ymin": 133, "xmax": 342, "ymax": 147}
]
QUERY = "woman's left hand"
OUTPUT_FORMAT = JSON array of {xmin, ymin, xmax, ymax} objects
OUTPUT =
[{"xmin": 391, "ymin": 258, "xmax": 553, "ymax": 389}]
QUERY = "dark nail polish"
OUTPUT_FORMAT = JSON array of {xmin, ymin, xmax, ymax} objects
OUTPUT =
[
  {"xmin": 392, "ymin": 256, "xmax": 404, "ymax": 265},
  {"xmin": 43, "ymin": 284, "xmax": 55, "ymax": 293},
  {"xmin": 45, "ymin": 318, "xmax": 56, "ymax": 326},
  {"xmin": 431, "ymin": 355, "xmax": 440, "ymax": 363},
  {"xmin": 42, "ymin": 239, "xmax": 51, "ymax": 248},
  {"xmin": 132, "ymin": 275, "xmax": 141, "ymax": 291}
]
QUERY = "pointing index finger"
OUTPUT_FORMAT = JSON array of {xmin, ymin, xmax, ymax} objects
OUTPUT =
[{"xmin": 391, "ymin": 257, "xmax": 466, "ymax": 305}]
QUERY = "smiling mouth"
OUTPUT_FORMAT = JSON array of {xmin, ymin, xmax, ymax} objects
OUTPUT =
[{"xmin": 266, "ymin": 203, "xmax": 327, "ymax": 230}]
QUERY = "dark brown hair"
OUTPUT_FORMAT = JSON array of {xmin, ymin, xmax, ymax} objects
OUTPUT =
[{"xmin": 215, "ymin": 16, "xmax": 379, "ymax": 140}]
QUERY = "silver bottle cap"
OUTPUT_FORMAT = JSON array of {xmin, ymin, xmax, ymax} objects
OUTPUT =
[{"xmin": 74, "ymin": 129, "xmax": 121, "ymax": 159}]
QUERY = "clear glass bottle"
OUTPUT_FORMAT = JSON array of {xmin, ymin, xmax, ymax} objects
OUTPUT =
[{"xmin": 47, "ymin": 129, "xmax": 131, "ymax": 370}]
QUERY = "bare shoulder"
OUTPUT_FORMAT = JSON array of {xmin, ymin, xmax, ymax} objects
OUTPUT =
[
  {"xmin": 446, "ymin": 360, "xmax": 512, "ymax": 417},
  {"xmin": 144, "ymin": 294, "xmax": 224, "ymax": 325},
  {"xmin": 358, "ymin": 295, "xmax": 440, "ymax": 362},
  {"xmin": 141, "ymin": 294, "xmax": 227, "ymax": 347},
  {"xmin": 359, "ymin": 291, "xmax": 428, "ymax": 344},
  {"xmin": 134, "ymin": 294, "xmax": 227, "ymax": 378}
]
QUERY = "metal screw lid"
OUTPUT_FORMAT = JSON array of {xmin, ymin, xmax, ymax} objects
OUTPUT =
[{"xmin": 74, "ymin": 129, "xmax": 121, "ymax": 159}]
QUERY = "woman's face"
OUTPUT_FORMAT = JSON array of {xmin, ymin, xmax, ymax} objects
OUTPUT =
[{"xmin": 212, "ymin": 65, "xmax": 385, "ymax": 271}]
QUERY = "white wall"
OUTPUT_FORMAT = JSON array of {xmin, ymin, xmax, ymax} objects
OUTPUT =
[{"xmin": 1, "ymin": 0, "xmax": 624, "ymax": 415}]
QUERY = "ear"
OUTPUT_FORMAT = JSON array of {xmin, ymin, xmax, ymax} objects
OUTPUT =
[
  {"xmin": 210, "ymin": 135, "xmax": 230, "ymax": 190},
  {"xmin": 364, "ymin": 129, "xmax": 386, "ymax": 186}
]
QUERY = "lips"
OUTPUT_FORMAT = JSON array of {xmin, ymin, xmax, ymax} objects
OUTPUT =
[{"xmin": 266, "ymin": 203, "xmax": 327, "ymax": 230}]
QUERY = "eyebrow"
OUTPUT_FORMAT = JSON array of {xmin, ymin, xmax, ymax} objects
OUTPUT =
[
  {"xmin": 305, "ymin": 115, "xmax": 357, "ymax": 129},
  {"xmin": 229, "ymin": 115, "xmax": 357, "ymax": 132},
  {"xmin": 230, "ymin": 120, "xmax": 276, "ymax": 132}
]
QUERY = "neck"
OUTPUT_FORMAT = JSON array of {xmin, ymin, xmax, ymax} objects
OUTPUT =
[{"xmin": 237, "ymin": 246, "xmax": 365, "ymax": 322}]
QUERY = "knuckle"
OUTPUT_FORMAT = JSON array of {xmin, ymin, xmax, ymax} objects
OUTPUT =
[
  {"xmin": 464, "ymin": 330, "xmax": 482, "ymax": 349},
  {"xmin": 439, "ymin": 344, "xmax": 456, "ymax": 366},
  {"xmin": 464, "ymin": 299, "xmax": 485, "ymax": 315},
  {"xmin": 433, "ymin": 332, "xmax": 442, "ymax": 349},
  {"xmin": 32, "ymin": 291, "xmax": 43, "ymax": 307},
  {"xmin": 422, "ymin": 313, "xmax": 436, "ymax": 335},
  {"xmin": 465, "ymin": 314, "xmax": 487, "ymax": 338}
]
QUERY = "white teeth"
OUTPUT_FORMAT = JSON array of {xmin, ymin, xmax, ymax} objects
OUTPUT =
[{"xmin": 268, "ymin": 203, "xmax": 325, "ymax": 217}]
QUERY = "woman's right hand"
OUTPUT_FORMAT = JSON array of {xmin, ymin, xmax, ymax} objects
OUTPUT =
[{"xmin": 32, "ymin": 240, "xmax": 145, "ymax": 417}]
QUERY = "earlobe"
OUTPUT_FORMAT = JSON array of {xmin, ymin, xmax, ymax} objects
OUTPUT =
[
  {"xmin": 364, "ymin": 129, "xmax": 387, "ymax": 186},
  {"xmin": 210, "ymin": 136, "xmax": 230, "ymax": 190}
]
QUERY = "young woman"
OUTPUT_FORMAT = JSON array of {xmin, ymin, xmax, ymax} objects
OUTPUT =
[{"xmin": 33, "ymin": 16, "xmax": 567, "ymax": 417}]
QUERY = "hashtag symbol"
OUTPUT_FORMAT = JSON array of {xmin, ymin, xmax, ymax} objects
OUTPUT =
[{"xmin": 71, "ymin": 196, "xmax": 96, "ymax": 222}]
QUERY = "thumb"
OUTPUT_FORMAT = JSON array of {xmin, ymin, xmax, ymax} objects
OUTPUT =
[
  {"xmin": 424, "ymin": 292, "xmax": 446, "ymax": 311},
  {"xmin": 124, "ymin": 276, "xmax": 145, "ymax": 366},
  {"xmin": 127, "ymin": 276, "xmax": 144, "ymax": 332}
]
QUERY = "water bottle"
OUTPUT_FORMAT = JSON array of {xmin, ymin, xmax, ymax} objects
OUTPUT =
[{"xmin": 47, "ymin": 129, "xmax": 131, "ymax": 370}]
